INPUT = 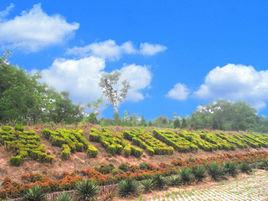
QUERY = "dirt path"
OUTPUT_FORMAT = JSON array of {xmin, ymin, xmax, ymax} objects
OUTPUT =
[{"xmin": 139, "ymin": 170, "xmax": 268, "ymax": 201}]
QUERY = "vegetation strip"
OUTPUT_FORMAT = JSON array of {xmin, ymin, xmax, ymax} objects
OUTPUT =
[
  {"xmin": 0, "ymin": 126, "xmax": 53, "ymax": 166},
  {"xmin": 42, "ymin": 128, "xmax": 98, "ymax": 159},
  {"xmin": 2, "ymin": 160, "xmax": 268, "ymax": 200},
  {"xmin": 123, "ymin": 129, "xmax": 174, "ymax": 155},
  {"xmin": 89, "ymin": 127, "xmax": 143, "ymax": 157}
]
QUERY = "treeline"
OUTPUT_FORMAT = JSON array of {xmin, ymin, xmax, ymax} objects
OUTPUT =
[
  {"xmin": 1, "ymin": 56, "xmax": 268, "ymax": 132},
  {"xmin": 99, "ymin": 101, "xmax": 268, "ymax": 133},
  {"xmin": 154, "ymin": 101, "xmax": 268, "ymax": 133}
]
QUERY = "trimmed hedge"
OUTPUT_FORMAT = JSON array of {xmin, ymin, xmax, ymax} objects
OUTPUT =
[
  {"xmin": 0, "ymin": 127, "xmax": 53, "ymax": 166},
  {"xmin": 89, "ymin": 128, "xmax": 143, "ymax": 157},
  {"xmin": 153, "ymin": 130, "xmax": 198, "ymax": 152},
  {"xmin": 61, "ymin": 144, "xmax": 71, "ymax": 160},
  {"xmin": 177, "ymin": 130, "xmax": 218, "ymax": 151},
  {"xmin": 124, "ymin": 129, "xmax": 174, "ymax": 155},
  {"xmin": 199, "ymin": 131, "xmax": 236, "ymax": 150},
  {"xmin": 42, "ymin": 129, "xmax": 98, "ymax": 158}
]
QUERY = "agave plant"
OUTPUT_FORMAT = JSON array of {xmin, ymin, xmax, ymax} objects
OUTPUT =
[
  {"xmin": 167, "ymin": 175, "xmax": 182, "ymax": 186},
  {"xmin": 192, "ymin": 165, "xmax": 206, "ymax": 181},
  {"xmin": 224, "ymin": 162, "xmax": 238, "ymax": 177},
  {"xmin": 208, "ymin": 162, "xmax": 224, "ymax": 180},
  {"xmin": 239, "ymin": 163, "xmax": 252, "ymax": 174},
  {"xmin": 75, "ymin": 180, "xmax": 99, "ymax": 201},
  {"xmin": 23, "ymin": 186, "xmax": 45, "ymax": 201},
  {"xmin": 55, "ymin": 192, "xmax": 73, "ymax": 201},
  {"xmin": 118, "ymin": 179, "xmax": 139, "ymax": 197},
  {"xmin": 152, "ymin": 174, "xmax": 166, "ymax": 189},
  {"xmin": 180, "ymin": 168, "xmax": 194, "ymax": 184},
  {"xmin": 141, "ymin": 179, "xmax": 154, "ymax": 192}
]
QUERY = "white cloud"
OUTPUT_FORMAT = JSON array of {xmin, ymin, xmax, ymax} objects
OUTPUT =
[
  {"xmin": 67, "ymin": 40, "xmax": 136, "ymax": 60},
  {"xmin": 119, "ymin": 64, "xmax": 152, "ymax": 101},
  {"xmin": 40, "ymin": 56, "xmax": 152, "ymax": 104},
  {"xmin": 67, "ymin": 40, "xmax": 167, "ymax": 59},
  {"xmin": 0, "ymin": 3, "xmax": 14, "ymax": 20},
  {"xmin": 0, "ymin": 4, "xmax": 79, "ymax": 52},
  {"xmin": 41, "ymin": 56, "xmax": 105, "ymax": 103},
  {"xmin": 139, "ymin": 42, "xmax": 167, "ymax": 56},
  {"xmin": 195, "ymin": 64, "xmax": 268, "ymax": 110},
  {"xmin": 166, "ymin": 83, "xmax": 189, "ymax": 100}
]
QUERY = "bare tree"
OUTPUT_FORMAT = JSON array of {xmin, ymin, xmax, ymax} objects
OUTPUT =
[{"xmin": 99, "ymin": 71, "xmax": 130, "ymax": 118}]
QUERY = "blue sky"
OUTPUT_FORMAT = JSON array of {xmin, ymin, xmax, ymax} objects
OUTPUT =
[{"xmin": 1, "ymin": 0, "xmax": 268, "ymax": 119}]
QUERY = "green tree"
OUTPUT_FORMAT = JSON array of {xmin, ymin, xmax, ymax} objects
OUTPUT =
[
  {"xmin": 173, "ymin": 118, "xmax": 181, "ymax": 128},
  {"xmin": 0, "ymin": 54, "xmax": 83, "ymax": 124},
  {"xmin": 153, "ymin": 116, "xmax": 170, "ymax": 127},
  {"xmin": 181, "ymin": 118, "xmax": 188, "ymax": 128},
  {"xmin": 189, "ymin": 100, "xmax": 258, "ymax": 131}
]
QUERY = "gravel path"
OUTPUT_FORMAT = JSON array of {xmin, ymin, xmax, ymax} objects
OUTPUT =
[{"xmin": 143, "ymin": 170, "xmax": 268, "ymax": 201}]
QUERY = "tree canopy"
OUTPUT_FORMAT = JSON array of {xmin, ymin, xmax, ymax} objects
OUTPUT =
[
  {"xmin": 0, "ymin": 57, "xmax": 83, "ymax": 124},
  {"xmin": 190, "ymin": 100, "xmax": 259, "ymax": 131}
]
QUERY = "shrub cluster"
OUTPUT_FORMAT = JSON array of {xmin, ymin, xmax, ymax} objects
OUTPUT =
[
  {"xmin": 216, "ymin": 133, "xmax": 248, "ymax": 149},
  {"xmin": 0, "ymin": 126, "xmax": 54, "ymax": 166},
  {"xmin": 244, "ymin": 134, "xmax": 268, "ymax": 148},
  {"xmin": 153, "ymin": 130, "xmax": 198, "ymax": 152},
  {"xmin": 89, "ymin": 128, "xmax": 143, "ymax": 157},
  {"xmin": 200, "ymin": 132, "xmax": 235, "ymax": 150},
  {"xmin": 178, "ymin": 130, "xmax": 218, "ymax": 151},
  {"xmin": 42, "ymin": 129, "xmax": 98, "ymax": 159},
  {"xmin": 124, "ymin": 129, "xmax": 174, "ymax": 155}
]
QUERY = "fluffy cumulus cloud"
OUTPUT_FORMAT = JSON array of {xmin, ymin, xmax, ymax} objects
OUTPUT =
[
  {"xmin": 40, "ymin": 56, "xmax": 152, "ymax": 104},
  {"xmin": 139, "ymin": 42, "xmax": 167, "ymax": 56},
  {"xmin": 119, "ymin": 64, "xmax": 152, "ymax": 101},
  {"xmin": 67, "ymin": 40, "xmax": 167, "ymax": 59},
  {"xmin": 195, "ymin": 64, "xmax": 268, "ymax": 109},
  {"xmin": 166, "ymin": 83, "xmax": 189, "ymax": 100},
  {"xmin": 0, "ymin": 4, "xmax": 79, "ymax": 52},
  {"xmin": 67, "ymin": 40, "xmax": 136, "ymax": 60}
]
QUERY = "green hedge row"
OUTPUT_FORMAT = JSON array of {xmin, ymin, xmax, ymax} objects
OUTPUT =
[
  {"xmin": 233, "ymin": 134, "xmax": 262, "ymax": 148},
  {"xmin": 177, "ymin": 130, "xmax": 218, "ymax": 151},
  {"xmin": 199, "ymin": 131, "xmax": 236, "ymax": 150},
  {"xmin": 42, "ymin": 128, "xmax": 98, "ymax": 158},
  {"xmin": 0, "ymin": 126, "xmax": 54, "ymax": 166},
  {"xmin": 244, "ymin": 134, "xmax": 268, "ymax": 148},
  {"xmin": 124, "ymin": 129, "xmax": 174, "ymax": 155},
  {"xmin": 153, "ymin": 130, "xmax": 198, "ymax": 152},
  {"xmin": 89, "ymin": 128, "xmax": 143, "ymax": 157},
  {"xmin": 216, "ymin": 133, "xmax": 248, "ymax": 149}
]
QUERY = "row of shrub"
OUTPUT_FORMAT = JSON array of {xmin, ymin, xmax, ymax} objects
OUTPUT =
[
  {"xmin": 124, "ymin": 129, "xmax": 174, "ymax": 155},
  {"xmin": 42, "ymin": 129, "xmax": 98, "ymax": 159},
  {"xmin": 244, "ymin": 134, "xmax": 268, "ymax": 147},
  {"xmin": 1, "ymin": 147, "xmax": 267, "ymax": 200},
  {"xmin": 177, "ymin": 130, "xmax": 218, "ymax": 151},
  {"xmin": 0, "ymin": 126, "xmax": 53, "ymax": 166},
  {"xmin": 216, "ymin": 133, "xmax": 248, "ymax": 149},
  {"xmin": 199, "ymin": 131, "xmax": 236, "ymax": 150},
  {"xmin": 89, "ymin": 127, "xmax": 143, "ymax": 157},
  {"xmin": 153, "ymin": 129, "xmax": 198, "ymax": 152},
  {"xmin": 250, "ymin": 133, "xmax": 268, "ymax": 147},
  {"xmin": 115, "ymin": 160, "xmax": 265, "ymax": 198},
  {"xmin": 17, "ymin": 160, "xmax": 268, "ymax": 200}
]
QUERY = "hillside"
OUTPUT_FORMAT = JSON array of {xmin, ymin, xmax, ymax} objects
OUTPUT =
[{"xmin": 0, "ymin": 125, "xmax": 268, "ymax": 199}]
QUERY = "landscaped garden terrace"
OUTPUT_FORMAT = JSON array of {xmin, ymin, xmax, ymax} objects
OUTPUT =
[{"xmin": 0, "ymin": 125, "xmax": 267, "ymax": 200}]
